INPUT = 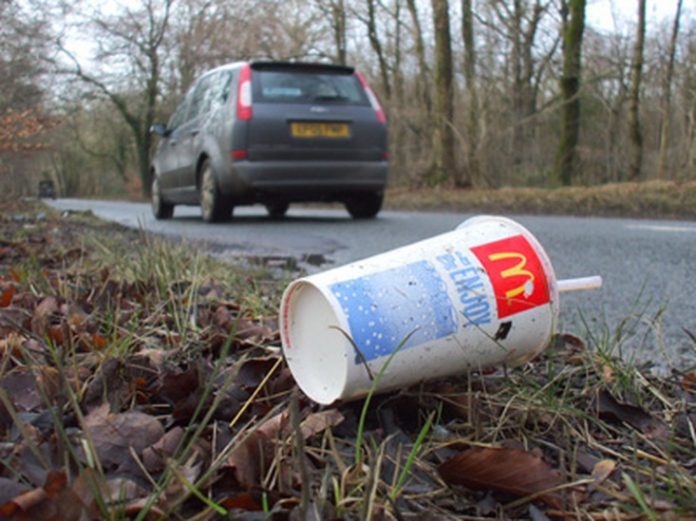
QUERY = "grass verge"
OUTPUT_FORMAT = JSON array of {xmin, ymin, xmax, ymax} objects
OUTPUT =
[
  {"xmin": 0, "ymin": 199, "xmax": 694, "ymax": 519},
  {"xmin": 386, "ymin": 180, "xmax": 696, "ymax": 220}
]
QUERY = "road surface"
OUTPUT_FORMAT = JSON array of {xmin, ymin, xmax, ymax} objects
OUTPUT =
[{"xmin": 47, "ymin": 199, "xmax": 696, "ymax": 370}]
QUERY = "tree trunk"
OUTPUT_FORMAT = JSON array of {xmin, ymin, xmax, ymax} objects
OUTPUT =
[
  {"xmin": 405, "ymin": 0, "xmax": 432, "ymax": 117},
  {"xmin": 657, "ymin": 0, "xmax": 683, "ymax": 180},
  {"xmin": 429, "ymin": 0, "xmax": 458, "ymax": 186},
  {"xmin": 365, "ymin": 0, "xmax": 391, "ymax": 99},
  {"xmin": 335, "ymin": 0, "xmax": 347, "ymax": 65},
  {"xmin": 497, "ymin": 0, "xmax": 551, "ymax": 172},
  {"xmin": 627, "ymin": 0, "xmax": 646, "ymax": 181},
  {"xmin": 554, "ymin": 0, "xmax": 586, "ymax": 186},
  {"xmin": 462, "ymin": 0, "xmax": 480, "ymax": 186}
]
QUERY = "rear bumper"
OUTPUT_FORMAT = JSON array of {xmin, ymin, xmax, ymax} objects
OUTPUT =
[{"xmin": 220, "ymin": 160, "xmax": 388, "ymax": 202}]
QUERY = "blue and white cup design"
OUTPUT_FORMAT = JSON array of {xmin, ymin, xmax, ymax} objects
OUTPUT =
[{"xmin": 280, "ymin": 216, "xmax": 559, "ymax": 405}]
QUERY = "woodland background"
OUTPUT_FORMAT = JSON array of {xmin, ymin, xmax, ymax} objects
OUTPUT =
[{"xmin": 1, "ymin": 0, "xmax": 694, "ymax": 198}]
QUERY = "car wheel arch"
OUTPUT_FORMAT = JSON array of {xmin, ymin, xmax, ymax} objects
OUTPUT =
[{"xmin": 195, "ymin": 154, "xmax": 210, "ymax": 189}]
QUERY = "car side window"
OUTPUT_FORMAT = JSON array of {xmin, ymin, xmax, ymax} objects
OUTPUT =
[
  {"xmin": 167, "ymin": 97, "xmax": 189, "ymax": 131},
  {"xmin": 189, "ymin": 74, "xmax": 216, "ymax": 120},
  {"xmin": 188, "ymin": 76, "xmax": 210, "ymax": 120},
  {"xmin": 209, "ymin": 71, "xmax": 233, "ymax": 109}
]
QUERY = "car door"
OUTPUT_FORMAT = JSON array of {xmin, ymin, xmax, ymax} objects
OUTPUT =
[
  {"xmin": 177, "ymin": 73, "xmax": 216, "ymax": 192},
  {"xmin": 156, "ymin": 97, "xmax": 190, "ymax": 191}
]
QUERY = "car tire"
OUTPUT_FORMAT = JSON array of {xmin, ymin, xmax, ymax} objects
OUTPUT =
[
  {"xmin": 345, "ymin": 192, "xmax": 383, "ymax": 219},
  {"xmin": 200, "ymin": 160, "xmax": 232, "ymax": 223},
  {"xmin": 152, "ymin": 178, "xmax": 174, "ymax": 219},
  {"xmin": 265, "ymin": 202, "xmax": 289, "ymax": 219}
]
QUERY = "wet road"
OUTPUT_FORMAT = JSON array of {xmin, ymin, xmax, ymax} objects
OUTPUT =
[{"xmin": 48, "ymin": 199, "xmax": 696, "ymax": 369}]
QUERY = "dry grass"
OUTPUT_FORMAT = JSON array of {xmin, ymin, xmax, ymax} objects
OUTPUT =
[{"xmin": 386, "ymin": 181, "xmax": 696, "ymax": 221}]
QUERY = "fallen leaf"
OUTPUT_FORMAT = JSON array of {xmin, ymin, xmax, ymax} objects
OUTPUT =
[
  {"xmin": 0, "ymin": 486, "xmax": 48, "ymax": 517},
  {"xmin": 591, "ymin": 459, "xmax": 616, "ymax": 483},
  {"xmin": 82, "ymin": 358, "xmax": 124, "ymax": 410},
  {"xmin": 596, "ymin": 390, "xmax": 669, "ymax": 440},
  {"xmin": 65, "ymin": 303, "xmax": 89, "ymax": 331},
  {"xmin": 257, "ymin": 409, "xmax": 288, "ymax": 439},
  {"xmin": 213, "ymin": 305, "xmax": 235, "ymax": 330},
  {"xmin": 0, "ymin": 285, "xmax": 15, "ymax": 307},
  {"xmin": 47, "ymin": 324, "xmax": 66, "ymax": 345},
  {"xmin": 31, "ymin": 296, "xmax": 59, "ymax": 337},
  {"xmin": 0, "ymin": 332, "xmax": 25, "ymax": 358},
  {"xmin": 0, "ymin": 369, "xmax": 55, "ymax": 412},
  {"xmin": 84, "ymin": 403, "xmax": 165, "ymax": 471},
  {"xmin": 236, "ymin": 319, "xmax": 273, "ymax": 342},
  {"xmin": 220, "ymin": 492, "xmax": 262, "ymax": 511},
  {"xmin": 227, "ymin": 410, "xmax": 288, "ymax": 489},
  {"xmin": 682, "ymin": 372, "xmax": 696, "ymax": 391},
  {"xmin": 575, "ymin": 450, "xmax": 600, "ymax": 474},
  {"xmin": 123, "ymin": 498, "xmax": 166, "ymax": 520},
  {"xmin": 159, "ymin": 366, "xmax": 200, "ymax": 403},
  {"xmin": 236, "ymin": 357, "xmax": 281, "ymax": 388},
  {"xmin": 300, "ymin": 409, "xmax": 344, "ymax": 439},
  {"xmin": 553, "ymin": 333, "xmax": 586, "ymax": 352},
  {"xmin": 91, "ymin": 333, "xmax": 107, "ymax": 349},
  {"xmin": 438, "ymin": 447, "xmax": 565, "ymax": 508},
  {"xmin": 266, "ymin": 367, "xmax": 296, "ymax": 396},
  {"xmin": 103, "ymin": 476, "xmax": 147, "ymax": 502},
  {"xmin": 0, "ymin": 478, "xmax": 31, "ymax": 508},
  {"xmin": 0, "ymin": 470, "xmax": 76, "ymax": 520},
  {"xmin": 143, "ymin": 426, "xmax": 185, "ymax": 472}
]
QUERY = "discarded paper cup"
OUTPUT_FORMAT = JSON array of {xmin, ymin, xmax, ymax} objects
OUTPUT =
[{"xmin": 280, "ymin": 215, "xmax": 601, "ymax": 404}]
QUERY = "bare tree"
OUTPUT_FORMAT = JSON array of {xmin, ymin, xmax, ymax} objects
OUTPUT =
[
  {"xmin": 462, "ymin": 0, "xmax": 480, "ymax": 184},
  {"xmin": 657, "ymin": 0, "xmax": 683, "ymax": 179},
  {"xmin": 58, "ymin": 0, "xmax": 174, "ymax": 197},
  {"xmin": 627, "ymin": 0, "xmax": 646, "ymax": 181},
  {"xmin": 312, "ymin": 0, "xmax": 348, "ymax": 64},
  {"xmin": 685, "ymin": 29, "xmax": 696, "ymax": 176},
  {"xmin": 405, "ymin": 0, "xmax": 432, "ymax": 116},
  {"xmin": 554, "ymin": 0, "xmax": 586, "ymax": 185},
  {"xmin": 0, "ymin": 0, "xmax": 54, "ymax": 196},
  {"xmin": 0, "ymin": 3, "xmax": 46, "ymax": 114},
  {"xmin": 430, "ymin": 0, "xmax": 459, "ymax": 185},
  {"xmin": 481, "ymin": 0, "xmax": 559, "ymax": 172},
  {"xmin": 357, "ymin": 0, "xmax": 393, "ymax": 99}
]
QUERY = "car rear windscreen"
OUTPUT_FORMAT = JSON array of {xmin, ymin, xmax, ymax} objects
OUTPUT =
[{"xmin": 253, "ymin": 69, "xmax": 370, "ymax": 106}]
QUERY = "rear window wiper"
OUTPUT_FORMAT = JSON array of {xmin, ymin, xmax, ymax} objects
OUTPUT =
[{"xmin": 312, "ymin": 95, "xmax": 350, "ymax": 102}]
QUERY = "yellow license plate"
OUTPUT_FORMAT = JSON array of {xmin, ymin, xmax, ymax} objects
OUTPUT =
[{"xmin": 291, "ymin": 122, "xmax": 350, "ymax": 138}]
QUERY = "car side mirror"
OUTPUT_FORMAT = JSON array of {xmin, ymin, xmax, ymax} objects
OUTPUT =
[{"xmin": 150, "ymin": 123, "xmax": 169, "ymax": 136}]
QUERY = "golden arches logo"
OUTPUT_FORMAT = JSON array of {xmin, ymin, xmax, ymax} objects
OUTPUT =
[{"xmin": 488, "ymin": 252, "xmax": 534, "ymax": 299}]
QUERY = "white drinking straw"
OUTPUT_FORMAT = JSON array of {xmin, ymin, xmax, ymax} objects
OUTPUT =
[{"xmin": 557, "ymin": 276, "xmax": 603, "ymax": 293}]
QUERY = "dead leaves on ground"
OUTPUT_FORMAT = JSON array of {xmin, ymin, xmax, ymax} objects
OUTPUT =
[
  {"xmin": 596, "ymin": 389, "xmax": 670, "ymax": 440},
  {"xmin": 83, "ymin": 403, "xmax": 165, "ymax": 472},
  {"xmin": 1, "ymin": 204, "xmax": 695, "ymax": 519},
  {"xmin": 438, "ymin": 447, "xmax": 565, "ymax": 508}
]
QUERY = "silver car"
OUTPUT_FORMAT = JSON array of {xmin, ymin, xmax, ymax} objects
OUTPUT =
[{"xmin": 150, "ymin": 61, "xmax": 389, "ymax": 222}]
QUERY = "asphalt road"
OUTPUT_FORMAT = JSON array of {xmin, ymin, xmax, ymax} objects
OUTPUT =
[{"xmin": 48, "ymin": 199, "xmax": 696, "ymax": 370}]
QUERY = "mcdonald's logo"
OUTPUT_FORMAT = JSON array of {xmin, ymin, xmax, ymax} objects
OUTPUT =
[{"xmin": 471, "ymin": 235, "xmax": 550, "ymax": 319}]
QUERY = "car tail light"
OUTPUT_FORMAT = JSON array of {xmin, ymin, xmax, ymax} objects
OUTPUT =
[
  {"xmin": 232, "ymin": 149, "xmax": 247, "ymax": 160},
  {"xmin": 237, "ymin": 64, "xmax": 252, "ymax": 121},
  {"xmin": 355, "ymin": 71, "xmax": 386, "ymax": 124}
]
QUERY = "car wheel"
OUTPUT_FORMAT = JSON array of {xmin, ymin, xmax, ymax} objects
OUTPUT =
[
  {"xmin": 200, "ymin": 160, "xmax": 232, "ymax": 222},
  {"xmin": 345, "ymin": 192, "xmax": 383, "ymax": 219},
  {"xmin": 265, "ymin": 202, "xmax": 289, "ymax": 219},
  {"xmin": 152, "ymin": 178, "xmax": 174, "ymax": 219}
]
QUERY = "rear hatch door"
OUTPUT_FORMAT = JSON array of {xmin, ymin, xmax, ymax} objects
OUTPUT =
[{"xmin": 247, "ymin": 62, "xmax": 386, "ymax": 161}]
